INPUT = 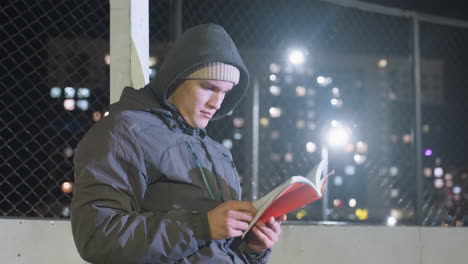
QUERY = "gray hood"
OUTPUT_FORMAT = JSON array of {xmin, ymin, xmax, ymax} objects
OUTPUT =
[{"xmin": 145, "ymin": 23, "xmax": 249, "ymax": 120}]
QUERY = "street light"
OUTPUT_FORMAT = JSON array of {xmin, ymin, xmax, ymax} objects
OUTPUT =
[
  {"xmin": 288, "ymin": 49, "xmax": 306, "ymax": 65},
  {"xmin": 326, "ymin": 126, "xmax": 351, "ymax": 147}
]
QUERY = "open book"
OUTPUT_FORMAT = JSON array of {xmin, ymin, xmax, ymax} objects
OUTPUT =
[{"xmin": 242, "ymin": 160, "xmax": 333, "ymax": 238}]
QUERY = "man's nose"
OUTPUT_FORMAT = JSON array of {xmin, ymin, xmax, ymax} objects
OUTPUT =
[{"xmin": 207, "ymin": 93, "xmax": 224, "ymax": 110}]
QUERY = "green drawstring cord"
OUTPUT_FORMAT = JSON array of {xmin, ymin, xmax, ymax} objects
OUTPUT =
[
  {"xmin": 186, "ymin": 142, "xmax": 216, "ymax": 200},
  {"xmin": 199, "ymin": 140, "xmax": 226, "ymax": 202}
]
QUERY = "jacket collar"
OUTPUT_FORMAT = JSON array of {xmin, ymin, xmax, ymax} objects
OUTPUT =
[{"xmin": 157, "ymin": 111, "xmax": 207, "ymax": 139}]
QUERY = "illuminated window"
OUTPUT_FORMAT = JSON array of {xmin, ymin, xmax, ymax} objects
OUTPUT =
[
  {"xmin": 306, "ymin": 142, "xmax": 316, "ymax": 153},
  {"xmin": 76, "ymin": 100, "xmax": 89, "ymax": 111},
  {"xmin": 271, "ymin": 153, "xmax": 280, "ymax": 161},
  {"xmin": 317, "ymin": 76, "xmax": 332, "ymax": 86},
  {"xmin": 64, "ymin": 87, "xmax": 76, "ymax": 98},
  {"xmin": 308, "ymin": 122, "xmax": 316, "ymax": 130},
  {"xmin": 422, "ymin": 124, "xmax": 430, "ymax": 133},
  {"xmin": 104, "ymin": 54, "xmax": 110, "ymax": 65},
  {"xmin": 402, "ymin": 134, "xmax": 412, "ymax": 143},
  {"xmin": 63, "ymin": 147, "xmax": 74, "ymax": 158},
  {"xmin": 61, "ymin": 182, "xmax": 73, "ymax": 193},
  {"xmin": 92, "ymin": 111, "xmax": 102, "ymax": 122},
  {"xmin": 222, "ymin": 139, "xmax": 233, "ymax": 150},
  {"xmin": 77, "ymin": 88, "xmax": 90, "ymax": 98},
  {"xmin": 345, "ymin": 165, "xmax": 355, "ymax": 175},
  {"xmin": 233, "ymin": 132, "xmax": 242, "ymax": 140},
  {"xmin": 259, "ymin": 117, "xmax": 269, "ymax": 127},
  {"xmin": 332, "ymin": 87, "xmax": 340, "ymax": 97},
  {"xmin": 444, "ymin": 173, "xmax": 452, "ymax": 180},
  {"xmin": 434, "ymin": 167, "xmax": 443, "ymax": 177},
  {"xmin": 434, "ymin": 178, "xmax": 444, "ymax": 188},
  {"xmin": 149, "ymin": 56, "xmax": 158, "ymax": 67},
  {"xmin": 50, "ymin": 87, "xmax": 61, "ymax": 98},
  {"xmin": 269, "ymin": 85, "xmax": 281, "ymax": 96},
  {"xmin": 64, "ymin": 99, "xmax": 75, "ymax": 111},
  {"xmin": 378, "ymin": 59, "xmax": 388, "ymax": 68},
  {"xmin": 354, "ymin": 154, "xmax": 366, "ymax": 165},
  {"xmin": 424, "ymin": 167, "xmax": 432, "ymax": 177},
  {"xmin": 390, "ymin": 189, "xmax": 399, "ymax": 198},
  {"xmin": 334, "ymin": 176, "xmax": 343, "ymax": 186},
  {"xmin": 233, "ymin": 117, "xmax": 244, "ymax": 128},
  {"xmin": 296, "ymin": 120, "xmax": 305, "ymax": 128},
  {"xmin": 270, "ymin": 131, "xmax": 280, "ymax": 140},
  {"xmin": 333, "ymin": 199, "xmax": 343, "ymax": 207},
  {"xmin": 356, "ymin": 141, "xmax": 368, "ymax": 153},
  {"xmin": 424, "ymin": 148, "xmax": 432, "ymax": 156},
  {"xmin": 269, "ymin": 107, "xmax": 282, "ymax": 118},
  {"xmin": 296, "ymin": 86, "xmax": 306, "ymax": 96},
  {"xmin": 269, "ymin": 63, "xmax": 281, "ymax": 73}
]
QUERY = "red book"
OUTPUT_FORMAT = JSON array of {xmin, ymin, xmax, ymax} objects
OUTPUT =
[{"xmin": 242, "ymin": 160, "xmax": 333, "ymax": 238}]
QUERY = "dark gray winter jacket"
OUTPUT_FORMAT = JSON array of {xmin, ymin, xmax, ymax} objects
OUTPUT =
[{"xmin": 71, "ymin": 24, "xmax": 271, "ymax": 263}]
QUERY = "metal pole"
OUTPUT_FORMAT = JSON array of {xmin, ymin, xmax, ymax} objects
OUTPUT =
[
  {"xmin": 321, "ymin": 146, "xmax": 329, "ymax": 221},
  {"xmin": 170, "ymin": 0, "xmax": 183, "ymax": 42},
  {"xmin": 412, "ymin": 15, "xmax": 424, "ymax": 226},
  {"xmin": 251, "ymin": 78, "xmax": 260, "ymax": 201}
]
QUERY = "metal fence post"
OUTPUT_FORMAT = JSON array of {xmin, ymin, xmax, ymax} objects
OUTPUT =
[{"xmin": 412, "ymin": 14, "xmax": 424, "ymax": 226}]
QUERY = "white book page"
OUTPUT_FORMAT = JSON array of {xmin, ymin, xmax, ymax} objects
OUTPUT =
[{"xmin": 304, "ymin": 160, "xmax": 327, "ymax": 196}]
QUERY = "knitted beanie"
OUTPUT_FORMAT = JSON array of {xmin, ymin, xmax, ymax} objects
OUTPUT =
[{"xmin": 182, "ymin": 62, "xmax": 240, "ymax": 85}]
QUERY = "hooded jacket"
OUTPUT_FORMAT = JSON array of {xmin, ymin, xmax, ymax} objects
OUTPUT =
[{"xmin": 71, "ymin": 24, "xmax": 270, "ymax": 263}]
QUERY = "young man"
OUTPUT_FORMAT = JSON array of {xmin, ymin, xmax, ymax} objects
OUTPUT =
[{"xmin": 71, "ymin": 24, "xmax": 286, "ymax": 263}]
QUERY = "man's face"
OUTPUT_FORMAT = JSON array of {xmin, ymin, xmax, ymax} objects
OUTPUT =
[{"xmin": 168, "ymin": 79, "xmax": 234, "ymax": 129}]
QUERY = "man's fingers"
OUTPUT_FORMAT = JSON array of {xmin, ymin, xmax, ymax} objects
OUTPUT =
[
  {"xmin": 258, "ymin": 223, "xmax": 277, "ymax": 239},
  {"xmin": 230, "ymin": 218, "xmax": 250, "ymax": 231},
  {"xmin": 253, "ymin": 226, "xmax": 269, "ymax": 240},
  {"xmin": 228, "ymin": 228, "xmax": 243, "ymax": 237},
  {"xmin": 253, "ymin": 226, "xmax": 274, "ymax": 247},
  {"xmin": 276, "ymin": 214, "xmax": 287, "ymax": 222},
  {"xmin": 227, "ymin": 209, "xmax": 253, "ymax": 222}
]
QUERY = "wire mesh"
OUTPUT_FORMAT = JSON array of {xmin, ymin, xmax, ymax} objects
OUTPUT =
[
  {"xmin": 1, "ymin": 0, "xmax": 109, "ymax": 217},
  {"xmin": 2, "ymin": 0, "xmax": 467, "ymax": 226},
  {"xmin": 419, "ymin": 21, "xmax": 468, "ymax": 226},
  {"xmin": 151, "ymin": 0, "xmax": 468, "ymax": 225}
]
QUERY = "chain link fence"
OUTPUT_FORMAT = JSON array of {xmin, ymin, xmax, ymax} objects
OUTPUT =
[
  {"xmin": 419, "ymin": 21, "xmax": 468, "ymax": 226},
  {"xmin": 2, "ymin": 0, "xmax": 467, "ymax": 226},
  {"xmin": 1, "ymin": 0, "xmax": 109, "ymax": 217},
  {"xmin": 151, "ymin": 0, "xmax": 468, "ymax": 226}
]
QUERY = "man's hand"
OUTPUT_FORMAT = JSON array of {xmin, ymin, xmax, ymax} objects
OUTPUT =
[
  {"xmin": 245, "ymin": 215, "xmax": 287, "ymax": 252},
  {"xmin": 207, "ymin": 200, "xmax": 256, "ymax": 240}
]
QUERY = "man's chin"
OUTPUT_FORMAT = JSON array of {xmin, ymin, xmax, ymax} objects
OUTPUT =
[{"xmin": 193, "ymin": 121, "xmax": 208, "ymax": 129}]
